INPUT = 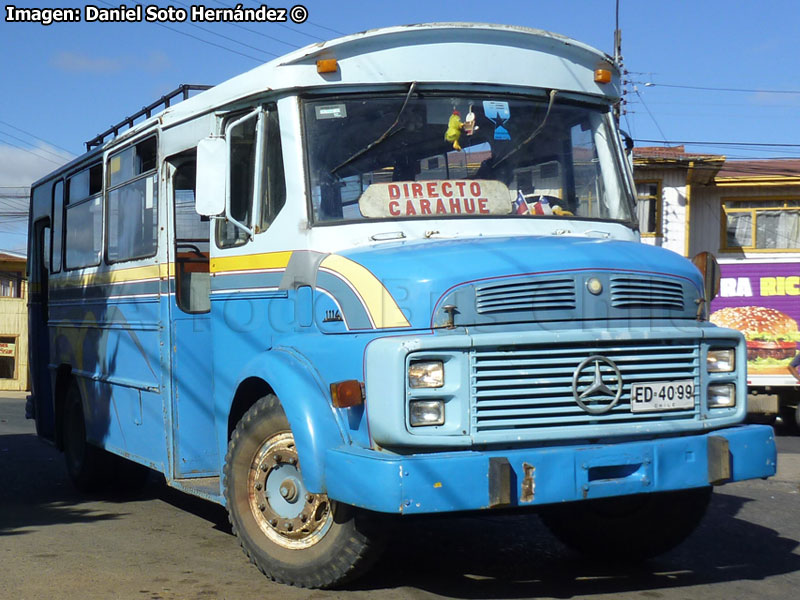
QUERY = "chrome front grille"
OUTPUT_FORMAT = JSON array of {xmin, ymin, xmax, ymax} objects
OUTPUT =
[
  {"xmin": 610, "ymin": 276, "xmax": 684, "ymax": 310},
  {"xmin": 471, "ymin": 341, "xmax": 699, "ymax": 434},
  {"xmin": 475, "ymin": 277, "xmax": 576, "ymax": 315}
]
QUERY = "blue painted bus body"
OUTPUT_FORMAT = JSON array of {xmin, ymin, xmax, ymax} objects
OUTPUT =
[
  {"xmin": 25, "ymin": 23, "xmax": 775, "ymax": 524},
  {"xmin": 204, "ymin": 235, "xmax": 776, "ymax": 509}
]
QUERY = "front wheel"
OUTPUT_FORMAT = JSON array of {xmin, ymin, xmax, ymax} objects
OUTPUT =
[
  {"xmin": 539, "ymin": 487, "xmax": 712, "ymax": 560},
  {"xmin": 223, "ymin": 395, "xmax": 382, "ymax": 588}
]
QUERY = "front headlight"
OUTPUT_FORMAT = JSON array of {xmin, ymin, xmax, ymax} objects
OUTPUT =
[
  {"xmin": 708, "ymin": 383, "xmax": 736, "ymax": 408},
  {"xmin": 408, "ymin": 360, "xmax": 444, "ymax": 388},
  {"xmin": 707, "ymin": 349, "xmax": 735, "ymax": 372},
  {"xmin": 409, "ymin": 400, "xmax": 445, "ymax": 426}
]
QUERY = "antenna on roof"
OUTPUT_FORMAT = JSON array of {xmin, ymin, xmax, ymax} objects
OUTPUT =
[
  {"xmin": 613, "ymin": 0, "xmax": 622, "ymax": 67},
  {"xmin": 613, "ymin": 0, "xmax": 624, "ymax": 126}
]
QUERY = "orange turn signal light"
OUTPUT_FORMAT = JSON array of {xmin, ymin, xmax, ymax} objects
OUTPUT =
[
  {"xmin": 317, "ymin": 59, "xmax": 338, "ymax": 74},
  {"xmin": 330, "ymin": 380, "xmax": 364, "ymax": 408},
  {"xmin": 594, "ymin": 69, "xmax": 612, "ymax": 84}
]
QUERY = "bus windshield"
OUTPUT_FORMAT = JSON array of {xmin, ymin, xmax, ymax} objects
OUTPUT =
[{"xmin": 303, "ymin": 92, "xmax": 634, "ymax": 225}]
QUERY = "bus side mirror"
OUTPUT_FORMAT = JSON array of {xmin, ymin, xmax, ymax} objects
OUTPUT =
[
  {"xmin": 196, "ymin": 137, "xmax": 227, "ymax": 216},
  {"xmin": 692, "ymin": 251, "xmax": 721, "ymax": 304}
]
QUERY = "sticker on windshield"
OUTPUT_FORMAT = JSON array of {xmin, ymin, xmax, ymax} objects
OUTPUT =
[
  {"xmin": 359, "ymin": 180, "xmax": 513, "ymax": 218},
  {"xmin": 483, "ymin": 100, "xmax": 510, "ymax": 140},
  {"xmin": 315, "ymin": 104, "xmax": 347, "ymax": 119}
]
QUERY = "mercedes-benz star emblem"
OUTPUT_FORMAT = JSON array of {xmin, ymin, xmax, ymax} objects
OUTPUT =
[{"xmin": 572, "ymin": 355, "xmax": 623, "ymax": 415}]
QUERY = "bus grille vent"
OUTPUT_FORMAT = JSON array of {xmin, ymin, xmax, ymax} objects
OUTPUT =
[
  {"xmin": 471, "ymin": 341, "xmax": 699, "ymax": 435},
  {"xmin": 475, "ymin": 277, "xmax": 576, "ymax": 315},
  {"xmin": 610, "ymin": 276, "xmax": 684, "ymax": 310}
]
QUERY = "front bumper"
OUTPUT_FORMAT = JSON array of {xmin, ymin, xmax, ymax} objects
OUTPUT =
[{"xmin": 325, "ymin": 424, "xmax": 776, "ymax": 514}]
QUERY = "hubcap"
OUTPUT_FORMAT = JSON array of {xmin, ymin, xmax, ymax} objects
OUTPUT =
[{"xmin": 247, "ymin": 432, "xmax": 332, "ymax": 549}]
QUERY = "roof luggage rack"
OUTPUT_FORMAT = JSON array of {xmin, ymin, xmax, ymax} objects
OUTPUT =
[{"xmin": 85, "ymin": 84, "xmax": 212, "ymax": 151}]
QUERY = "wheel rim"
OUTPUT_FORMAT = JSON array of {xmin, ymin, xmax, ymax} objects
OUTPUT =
[{"xmin": 247, "ymin": 431, "xmax": 333, "ymax": 550}]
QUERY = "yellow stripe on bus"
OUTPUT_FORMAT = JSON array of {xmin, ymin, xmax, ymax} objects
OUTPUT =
[
  {"xmin": 320, "ymin": 254, "xmax": 410, "ymax": 329},
  {"xmin": 210, "ymin": 251, "xmax": 293, "ymax": 274},
  {"xmin": 50, "ymin": 264, "xmax": 163, "ymax": 288}
]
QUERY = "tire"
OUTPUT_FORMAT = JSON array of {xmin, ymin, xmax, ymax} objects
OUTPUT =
[
  {"xmin": 778, "ymin": 402, "xmax": 800, "ymax": 435},
  {"xmin": 794, "ymin": 402, "xmax": 800, "ymax": 433},
  {"xmin": 62, "ymin": 380, "xmax": 115, "ymax": 493},
  {"xmin": 62, "ymin": 380, "xmax": 151, "ymax": 494},
  {"xmin": 539, "ymin": 487, "xmax": 712, "ymax": 560},
  {"xmin": 223, "ymin": 395, "xmax": 382, "ymax": 588}
]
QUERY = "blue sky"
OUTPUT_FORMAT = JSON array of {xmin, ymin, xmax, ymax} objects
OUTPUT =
[{"xmin": 2, "ymin": 0, "xmax": 799, "ymax": 253}]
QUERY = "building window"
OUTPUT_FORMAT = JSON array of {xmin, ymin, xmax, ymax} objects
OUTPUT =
[
  {"xmin": 0, "ymin": 336, "xmax": 16, "ymax": 379},
  {"xmin": 0, "ymin": 272, "xmax": 23, "ymax": 298},
  {"xmin": 635, "ymin": 180, "xmax": 661, "ymax": 236},
  {"xmin": 723, "ymin": 198, "xmax": 800, "ymax": 251}
]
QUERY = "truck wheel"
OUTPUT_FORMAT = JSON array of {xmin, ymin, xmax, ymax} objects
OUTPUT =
[
  {"xmin": 223, "ymin": 395, "xmax": 382, "ymax": 588},
  {"xmin": 795, "ymin": 403, "xmax": 800, "ymax": 433},
  {"xmin": 62, "ymin": 380, "xmax": 115, "ymax": 493},
  {"xmin": 778, "ymin": 402, "xmax": 799, "ymax": 434},
  {"xmin": 539, "ymin": 487, "xmax": 712, "ymax": 560}
]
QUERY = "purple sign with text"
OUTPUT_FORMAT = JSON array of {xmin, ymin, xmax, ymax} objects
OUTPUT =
[{"xmin": 710, "ymin": 260, "xmax": 800, "ymax": 379}]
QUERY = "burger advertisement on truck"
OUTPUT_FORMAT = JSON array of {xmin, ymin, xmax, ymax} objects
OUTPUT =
[
  {"xmin": 709, "ymin": 262, "xmax": 800, "ymax": 382},
  {"xmin": 710, "ymin": 305, "xmax": 800, "ymax": 374}
]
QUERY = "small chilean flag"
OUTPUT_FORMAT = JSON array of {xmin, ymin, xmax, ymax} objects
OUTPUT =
[
  {"xmin": 513, "ymin": 190, "xmax": 529, "ymax": 214},
  {"xmin": 532, "ymin": 196, "xmax": 553, "ymax": 215}
]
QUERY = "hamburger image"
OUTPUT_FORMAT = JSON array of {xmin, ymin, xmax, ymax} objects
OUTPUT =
[{"xmin": 710, "ymin": 306, "xmax": 800, "ymax": 374}]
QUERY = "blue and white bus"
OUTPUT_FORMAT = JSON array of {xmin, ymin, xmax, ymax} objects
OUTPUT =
[{"xmin": 27, "ymin": 23, "xmax": 776, "ymax": 588}]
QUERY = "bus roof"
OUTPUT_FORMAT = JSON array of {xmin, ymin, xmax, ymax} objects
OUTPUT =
[
  {"xmin": 34, "ymin": 22, "xmax": 618, "ymax": 186},
  {"xmin": 166, "ymin": 22, "xmax": 617, "ymax": 123}
]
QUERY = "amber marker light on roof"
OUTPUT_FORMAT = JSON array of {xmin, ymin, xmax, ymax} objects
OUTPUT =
[
  {"xmin": 330, "ymin": 380, "xmax": 364, "ymax": 408},
  {"xmin": 317, "ymin": 59, "xmax": 338, "ymax": 74},
  {"xmin": 594, "ymin": 69, "xmax": 612, "ymax": 84}
]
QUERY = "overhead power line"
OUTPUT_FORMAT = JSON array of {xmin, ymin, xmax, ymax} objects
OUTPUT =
[
  {"xmin": 632, "ymin": 88, "xmax": 668, "ymax": 144},
  {"xmin": 169, "ymin": 1, "xmax": 281, "ymax": 58},
  {"xmin": 642, "ymin": 82, "xmax": 800, "ymax": 95},
  {"xmin": 635, "ymin": 139, "xmax": 800, "ymax": 148},
  {"xmin": 0, "ymin": 119, "xmax": 75, "ymax": 155},
  {"xmin": 0, "ymin": 127, "xmax": 69, "ymax": 161},
  {"xmin": 0, "ymin": 135, "xmax": 66, "ymax": 166},
  {"xmin": 206, "ymin": 0, "xmax": 302, "ymax": 47},
  {"xmin": 95, "ymin": 0, "xmax": 264, "ymax": 63}
]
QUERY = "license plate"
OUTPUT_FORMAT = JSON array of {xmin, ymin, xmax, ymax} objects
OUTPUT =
[{"xmin": 630, "ymin": 380, "xmax": 694, "ymax": 413}]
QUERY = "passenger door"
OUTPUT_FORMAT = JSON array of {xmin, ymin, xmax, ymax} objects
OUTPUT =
[{"xmin": 167, "ymin": 154, "xmax": 217, "ymax": 478}]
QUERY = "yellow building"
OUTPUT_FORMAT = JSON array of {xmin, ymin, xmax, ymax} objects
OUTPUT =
[{"xmin": 0, "ymin": 252, "xmax": 28, "ymax": 391}]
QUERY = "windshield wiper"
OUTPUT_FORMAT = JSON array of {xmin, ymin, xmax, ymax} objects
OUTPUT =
[
  {"xmin": 330, "ymin": 81, "xmax": 417, "ymax": 176},
  {"xmin": 492, "ymin": 89, "xmax": 558, "ymax": 169}
]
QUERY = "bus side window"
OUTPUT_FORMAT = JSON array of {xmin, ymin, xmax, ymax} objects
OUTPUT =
[
  {"xmin": 259, "ymin": 109, "xmax": 286, "ymax": 232},
  {"xmin": 51, "ymin": 180, "xmax": 63, "ymax": 273},
  {"xmin": 107, "ymin": 137, "xmax": 159, "ymax": 263},
  {"xmin": 42, "ymin": 227, "xmax": 51, "ymax": 273},
  {"xmin": 217, "ymin": 107, "xmax": 285, "ymax": 246},
  {"xmin": 65, "ymin": 164, "xmax": 103, "ymax": 270},
  {"xmin": 174, "ymin": 159, "xmax": 210, "ymax": 314}
]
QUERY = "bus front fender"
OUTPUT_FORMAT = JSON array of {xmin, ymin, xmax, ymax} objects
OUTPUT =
[{"xmin": 227, "ymin": 347, "xmax": 347, "ymax": 494}]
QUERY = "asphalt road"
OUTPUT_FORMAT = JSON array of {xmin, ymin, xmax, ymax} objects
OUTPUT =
[{"xmin": 2, "ymin": 391, "xmax": 799, "ymax": 600}]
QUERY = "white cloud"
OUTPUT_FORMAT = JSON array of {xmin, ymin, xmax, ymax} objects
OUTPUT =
[
  {"xmin": 52, "ymin": 51, "xmax": 124, "ymax": 73},
  {"xmin": 0, "ymin": 144, "xmax": 74, "ymax": 254},
  {"xmin": 749, "ymin": 91, "xmax": 800, "ymax": 107},
  {"xmin": 0, "ymin": 143, "xmax": 73, "ymax": 187},
  {"xmin": 51, "ymin": 51, "xmax": 172, "ymax": 74}
]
